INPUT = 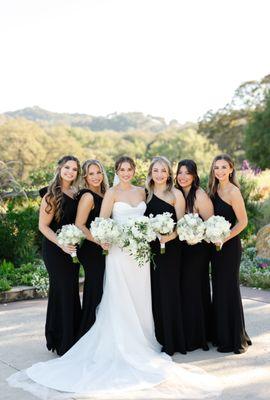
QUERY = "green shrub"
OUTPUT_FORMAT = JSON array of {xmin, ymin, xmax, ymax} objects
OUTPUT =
[
  {"xmin": 240, "ymin": 247, "xmax": 270, "ymax": 289},
  {"xmin": 0, "ymin": 278, "xmax": 11, "ymax": 291},
  {"xmin": 0, "ymin": 199, "xmax": 41, "ymax": 266},
  {"xmin": 0, "ymin": 259, "xmax": 49, "ymax": 293}
]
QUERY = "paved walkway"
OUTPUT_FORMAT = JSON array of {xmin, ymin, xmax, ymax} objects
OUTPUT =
[{"xmin": 1, "ymin": 287, "xmax": 270, "ymax": 400}]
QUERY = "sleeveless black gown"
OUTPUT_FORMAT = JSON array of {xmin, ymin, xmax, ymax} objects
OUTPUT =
[
  {"xmin": 40, "ymin": 188, "xmax": 81, "ymax": 356},
  {"xmin": 181, "ymin": 238, "xmax": 212, "ymax": 351},
  {"xmin": 76, "ymin": 189, "xmax": 105, "ymax": 339},
  {"xmin": 211, "ymin": 192, "xmax": 252, "ymax": 353},
  {"xmin": 145, "ymin": 194, "xmax": 186, "ymax": 355}
]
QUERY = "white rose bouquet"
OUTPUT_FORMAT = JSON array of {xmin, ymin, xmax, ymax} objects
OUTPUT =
[
  {"xmin": 57, "ymin": 224, "xmax": 85, "ymax": 263},
  {"xmin": 204, "ymin": 215, "xmax": 231, "ymax": 250},
  {"xmin": 120, "ymin": 216, "xmax": 156, "ymax": 267},
  {"xmin": 177, "ymin": 213, "xmax": 205, "ymax": 245},
  {"xmin": 90, "ymin": 217, "xmax": 121, "ymax": 255},
  {"xmin": 149, "ymin": 212, "xmax": 175, "ymax": 253}
]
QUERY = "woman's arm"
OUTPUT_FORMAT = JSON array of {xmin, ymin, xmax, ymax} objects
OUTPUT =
[
  {"xmin": 196, "ymin": 190, "xmax": 214, "ymax": 221},
  {"xmin": 99, "ymin": 188, "xmax": 115, "ymax": 218},
  {"xmin": 75, "ymin": 193, "xmax": 99, "ymax": 244},
  {"xmin": 39, "ymin": 196, "xmax": 76, "ymax": 254}
]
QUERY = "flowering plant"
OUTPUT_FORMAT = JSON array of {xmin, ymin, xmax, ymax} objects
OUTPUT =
[
  {"xmin": 57, "ymin": 224, "xmax": 85, "ymax": 263},
  {"xmin": 149, "ymin": 212, "xmax": 175, "ymax": 253},
  {"xmin": 119, "ymin": 216, "xmax": 156, "ymax": 267},
  {"xmin": 90, "ymin": 217, "xmax": 122, "ymax": 255},
  {"xmin": 177, "ymin": 213, "xmax": 205, "ymax": 245},
  {"xmin": 204, "ymin": 215, "xmax": 231, "ymax": 250}
]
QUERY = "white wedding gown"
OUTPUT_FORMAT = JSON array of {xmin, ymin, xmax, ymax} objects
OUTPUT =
[{"xmin": 7, "ymin": 202, "xmax": 221, "ymax": 399}]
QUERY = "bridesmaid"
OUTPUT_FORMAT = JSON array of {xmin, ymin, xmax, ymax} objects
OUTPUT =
[
  {"xmin": 145, "ymin": 156, "xmax": 186, "ymax": 355},
  {"xmin": 39, "ymin": 155, "xmax": 81, "ymax": 356},
  {"xmin": 176, "ymin": 159, "xmax": 213, "ymax": 351},
  {"xmin": 208, "ymin": 154, "xmax": 252, "ymax": 354},
  {"xmin": 75, "ymin": 159, "xmax": 109, "ymax": 338}
]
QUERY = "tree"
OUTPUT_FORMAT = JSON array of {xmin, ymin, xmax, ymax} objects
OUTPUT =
[
  {"xmin": 245, "ymin": 93, "xmax": 270, "ymax": 169},
  {"xmin": 198, "ymin": 74, "xmax": 270, "ymax": 164}
]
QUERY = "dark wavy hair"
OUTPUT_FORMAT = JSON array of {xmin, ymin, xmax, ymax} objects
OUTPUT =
[
  {"xmin": 45, "ymin": 155, "xmax": 80, "ymax": 222},
  {"xmin": 175, "ymin": 159, "xmax": 200, "ymax": 213}
]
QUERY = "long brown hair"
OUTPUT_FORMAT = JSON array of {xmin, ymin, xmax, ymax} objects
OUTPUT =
[
  {"xmin": 208, "ymin": 154, "xmax": 239, "ymax": 198},
  {"xmin": 81, "ymin": 159, "xmax": 109, "ymax": 194},
  {"xmin": 115, "ymin": 156, "xmax": 136, "ymax": 172},
  {"xmin": 146, "ymin": 156, "xmax": 173, "ymax": 202},
  {"xmin": 45, "ymin": 155, "xmax": 81, "ymax": 222}
]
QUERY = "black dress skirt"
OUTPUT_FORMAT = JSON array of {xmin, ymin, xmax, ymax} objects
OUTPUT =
[
  {"xmin": 40, "ymin": 188, "xmax": 81, "ymax": 356},
  {"xmin": 211, "ymin": 193, "xmax": 252, "ymax": 353},
  {"xmin": 76, "ymin": 189, "xmax": 105, "ymax": 339},
  {"xmin": 181, "ymin": 239, "xmax": 212, "ymax": 351},
  {"xmin": 145, "ymin": 194, "xmax": 186, "ymax": 355}
]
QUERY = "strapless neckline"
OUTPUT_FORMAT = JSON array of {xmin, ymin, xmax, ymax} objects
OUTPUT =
[{"xmin": 114, "ymin": 201, "xmax": 145, "ymax": 208}]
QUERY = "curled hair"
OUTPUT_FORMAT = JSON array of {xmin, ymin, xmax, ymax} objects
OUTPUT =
[
  {"xmin": 175, "ymin": 159, "xmax": 200, "ymax": 213},
  {"xmin": 208, "ymin": 154, "xmax": 239, "ymax": 198},
  {"xmin": 115, "ymin": 156, "xmax": 136, "ymax": 172},
  {"xmin": 81, "ymin": 159, "xmax": 109, "ymax": 194},
  {"xmin": 146, "ymin": 156, "xmax": 173, "ymax": 202},
  {"xmin": 45, "ymin": 155, "xmax": 81, "ymax": 222}
]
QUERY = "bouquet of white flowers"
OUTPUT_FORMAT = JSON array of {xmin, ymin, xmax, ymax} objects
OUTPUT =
[
  {"xmin": 120, "ymin": 216, "xmax": 156, "ymax": 267},
  {"xmin": 204, "ymin": 215, "xmax": 231, "ymax": 250},
  {"xmin": 57, "ymin": 224, "xmax": 85, "ymax": 263},
  {"xmin": 177, "ymin": 213, "xmax": 205, "ymax": 245},
  {"xmin": 90, "ymin": 217, "xmax": 122, "ymax": 255},
  {"xmin": 149, "ymin": 212, "xmax": 175, "ymax": 253}
]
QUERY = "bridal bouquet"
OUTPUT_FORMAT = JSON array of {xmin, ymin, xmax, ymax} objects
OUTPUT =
[
  {"xmin": 90, "ymin": 217, "xmax": 121, "ymax": 255},
  {"xmin": 57, "ymin": 224, "xmax": 85, "ymax": 263},
  {"xmin": 204, "ymin": 215, "xmax": 231, "ymax": 250},
  {"xmin": 149, "ymin": 212, "xmax": 175, "ymax": 254},
  {"xmin": 177, "ymin": 213, "xmax": 205, "ymax": 245},
  {"xmin": 119, "ymin": 216, "xmax": 156, "ymax": 267}
]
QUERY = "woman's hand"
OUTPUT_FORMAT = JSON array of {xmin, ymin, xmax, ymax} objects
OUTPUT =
[
  {"xmin": 59, "ymin": 244, "xmax": 77, "ymax": 254},
  {"xmin": 158, "ymin": 231, "xmax": 177, "ymax": 244},
  {"xmin": 100, "ymin": 243, "xmax": 110, "ymax": 251}
]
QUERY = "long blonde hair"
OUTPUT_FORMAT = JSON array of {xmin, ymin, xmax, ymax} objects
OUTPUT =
[
  {"xmin": 146, "ymin": 156, "xmax": 173, "ymax": 202},
  {"xmin": 208, "ymin": 154, "xmax": 239, "ymax": 198},
  {"xmin": 81, "ymin": 159, "xmax": 109, "ymax": 194},
  {"xmin": 45, "ymin": 155, "xmax": 81, "ymax": 222}
]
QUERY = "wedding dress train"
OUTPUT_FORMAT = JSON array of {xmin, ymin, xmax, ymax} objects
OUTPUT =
[{"xmin": 7, "ymin": 202, "xmax": 221, "ymax": 399}]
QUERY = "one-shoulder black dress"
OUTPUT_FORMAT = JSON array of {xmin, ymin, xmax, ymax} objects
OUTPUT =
[
  {"xmin": 40, "ymin": 188, "xmax": 81, "ymax": 356},
  {"xmin": 181, "ymin": 237, "xmax": 212, "ymax": 351},
  {"xmin": 211, "ymin": 193, "xmax": 252, "ymax": 353},
  {"xmin": 145, "ymin": 194, "xmax": 186, "ymax": 355},
  {"xmin": 76, "ymin": 189, "xmax": 105, "ymax": 339}
]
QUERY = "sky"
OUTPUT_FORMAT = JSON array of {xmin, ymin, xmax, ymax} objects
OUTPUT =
[{"xmin": 0, "ymin": 0, "xmax": 270, "ymax": 123}]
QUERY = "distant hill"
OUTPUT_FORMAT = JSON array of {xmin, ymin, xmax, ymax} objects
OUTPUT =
[{"xmin": 4, "ymin": 106, "xmax": 192, "ymax": 133}]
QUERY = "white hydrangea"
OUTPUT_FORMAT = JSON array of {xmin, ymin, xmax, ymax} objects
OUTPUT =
[
  {"xmin": 90, "ymin": 217, "xmax": 122, "ymax": 255},
  {"xmin": 204, "ymin": 215, "xmax": 231, "ymax": 250},
  {"xmin": 177, "ymin": 213, "xmax": 205, "ymax": 245},
  {"xmin": 56, "ymin": 224, "xmax": 85, "ymax": 262},
  {"xmin": 149, "ymin": 212, "xmax": 175, "ymax": 253}
]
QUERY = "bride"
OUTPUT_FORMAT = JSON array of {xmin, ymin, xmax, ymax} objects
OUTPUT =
[{"xmin": 7, "ymin": 156, "xmax": 221, "ymax": 399}]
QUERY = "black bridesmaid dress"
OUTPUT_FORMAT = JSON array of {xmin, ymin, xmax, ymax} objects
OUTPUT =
[
  {"xmin": 181, "ymin": 239, "xmax": 212, "ymax": 351},
  {"xmin": 145, "ymin": 194, "xmax": 186, "ymax": 355},
  {"xmin": 211, "ymin": 192, "xmax": 252, "ymax": 353},
  {"xmin": 76, "ymin": 189, "xmax": 105, "ymax": 339},
  {"xmin": 40, "ymin": 188, "xmax": 81, "ymax": 356}
]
